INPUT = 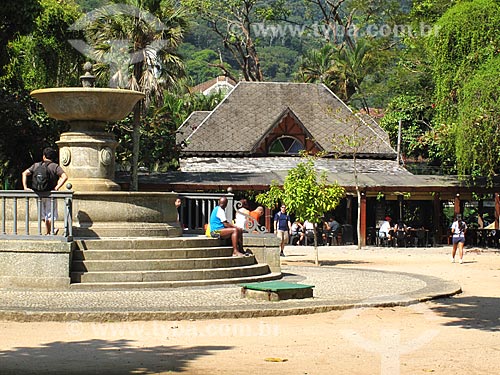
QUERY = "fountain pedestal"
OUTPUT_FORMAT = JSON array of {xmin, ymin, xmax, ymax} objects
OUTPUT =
[
  {"xmin": 30, "ymin": 86, "xmax": 182, "ymax": 237},
  {"xmin": 31, "ymin": 87, "xmax": 144, "ymax": 192}
]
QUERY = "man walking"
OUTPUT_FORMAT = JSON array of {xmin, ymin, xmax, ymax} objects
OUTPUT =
[{"xmin": 274, "ymin": 204, "xmax": 291, "ymax": 256}]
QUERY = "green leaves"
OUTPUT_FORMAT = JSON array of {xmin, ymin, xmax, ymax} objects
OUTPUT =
[{"xmin": 256, "ymin": 155, "xmax": 345, "ymax": 224}]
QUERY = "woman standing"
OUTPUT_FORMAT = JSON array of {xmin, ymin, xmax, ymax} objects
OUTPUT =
[{"xmin": 451, "ymin": 214, "xmax": 467, "ymax": 263}]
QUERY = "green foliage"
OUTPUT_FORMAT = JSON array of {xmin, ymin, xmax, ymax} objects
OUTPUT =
[
  {"xmin": 180, "ymin": 46, "xmax": 223, "ymax": 84},
  {"xmin": 0, "ymin": 88, "xmax": 66, "ymax": 188},
  {"xmin": 379, "ymin": 95, "xmax": 437, "ymax": 162},
  {"xmin": 428, "ymin": 0, "xmax": 500, "ymax": 124},
  {"xmin": 0, "ymin": 0, "xmax": 42, "ymax": 75},
  {"xmin": 426, "ymin": 0, "xmax": 500, "ymax": 177},
  {"xmin": 2, "ymin": 0, "xmax": 83, "ymax": 90},
  {"xmin": 256, "ymin": 155, "xmax": 345, "ymax": 224},
  {"xmin": 180, "ymin": 0, "xmax": 291, "ymax": 81},
  {"xmin": 455, "ymin": 56, "xmax": 500, "ymax": 179}
]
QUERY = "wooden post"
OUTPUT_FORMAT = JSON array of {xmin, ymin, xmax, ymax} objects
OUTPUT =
[
  {"xmin": 265, "ymin": 207, "xmax": 272, "ymax": 232},
  {"xmin": 360, "ymin": 192, "xmax": 367, "ymax": 247},
  {"xmin": 346, "ymin": 195, "xmax": 353, "ymax": 225},
  {"xmin": 433, "ymin": 193, "xmax": 441, "ymax": 245},
  {"xmin": 495, "ymin": 193, "xmax": 500, "ymax": 230},
  {"xmin": 454, "ymin": 193, "xmax": 460, "ymax": 216},
  {"xmin": 398, "ymin": 194, "xmax": 404, "ymax": 221}
]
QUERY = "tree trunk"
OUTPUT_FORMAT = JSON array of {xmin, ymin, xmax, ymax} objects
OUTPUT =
[
  {"xmin": 313, "ymin": 223, "xmax": 319, "ymax": 266},
  {"xmin": 356, "ymin": 185, "xmax": 362, "ymax": 250},
  {"xmin": 130, "ymin": 102, "xmax": 141, "ymax": 191}
]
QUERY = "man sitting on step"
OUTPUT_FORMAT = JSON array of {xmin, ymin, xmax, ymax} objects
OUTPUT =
[{"xmin": 209, "ymin": 197, "xmax": 247, "ymax": 257}]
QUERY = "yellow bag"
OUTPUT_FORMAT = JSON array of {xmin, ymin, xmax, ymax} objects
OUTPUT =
[{"xmin": 205, "ymin": 223, "xmax": 211, "ymax": 237}]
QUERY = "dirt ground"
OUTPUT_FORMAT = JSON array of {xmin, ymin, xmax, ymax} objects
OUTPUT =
[{"xmin": 1, "ymin": 245, "xmax": 499, "ymax": 375}]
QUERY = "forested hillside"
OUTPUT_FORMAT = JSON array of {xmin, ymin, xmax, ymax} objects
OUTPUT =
[{"xmin": 0, "ymin": 0, "xmax": 498, "ymax": 187}]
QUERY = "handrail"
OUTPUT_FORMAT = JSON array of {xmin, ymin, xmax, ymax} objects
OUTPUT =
[
  {"xmin": 0, "ymin": 190, "xmax": 73, "ymax": 241},
  {"xmin": 178, "ymin": 192, "xmax": 234, "ymax": 233}
]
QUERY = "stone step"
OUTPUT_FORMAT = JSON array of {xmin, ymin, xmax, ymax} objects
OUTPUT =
[
  {"xmin": 71, "ymin": 263, "xmax": 271, "ymax": 283},
  {"xmin": 69, "ymin": 272, "xmax": 282, "ymax": 289},
  {"xmin": 74, "ymin": 236, "xmax": 224, "ymax": 251},
  {"xmin": 72, "ymin": 255, "xmax": 256, "ymax": 272},
  {"xmin": 72, "ymin": 247, "xmax": 232, "ymax": 261}
]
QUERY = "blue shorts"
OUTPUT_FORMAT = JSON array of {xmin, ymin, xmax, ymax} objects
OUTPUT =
[{"xmin": 452, "ymin": 236, "xmax": 465, "ymax": 244}]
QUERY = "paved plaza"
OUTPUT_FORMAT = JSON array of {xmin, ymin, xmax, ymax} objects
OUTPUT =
[
  {"xmin": 0, "ymin": 245, "xmax": 461, "ymax": 322},
  {"xmin": 1, "ymin": 244, "xmax": 498, "ymax": 375}
]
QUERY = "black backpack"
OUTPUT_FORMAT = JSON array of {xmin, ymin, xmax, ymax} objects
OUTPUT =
[{"xmin": 31, "ymin": 161, "xmax": 55, "ymax": 191}]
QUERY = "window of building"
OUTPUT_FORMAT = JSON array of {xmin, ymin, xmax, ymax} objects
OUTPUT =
[{"xmin": 269, "ymin": 136, "xmax": 304, "ymax": 155}]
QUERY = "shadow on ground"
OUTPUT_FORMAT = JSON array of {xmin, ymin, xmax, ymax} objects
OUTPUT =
[
  {"xmin": 430, "ymin": 296, "xmax": 500, "ymax": 332},
  {"xmin": 282, "ymin": 260, "xmax": 370, "ymax": 267},
  {"xmin": 0, "ymin": 339, "xmax": 232, "ymax": 374}
]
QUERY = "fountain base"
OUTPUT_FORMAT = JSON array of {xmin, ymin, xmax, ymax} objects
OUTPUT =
[{"xmin": 72, "ymin": 191, "xmax": 182, "ymax": 238}]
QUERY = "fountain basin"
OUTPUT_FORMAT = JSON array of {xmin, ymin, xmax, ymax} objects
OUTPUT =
[
  {"xmin": 73, "ymin": 191, "xmax": 182, "ymax": 238},
  {"xmin": 30, "ymin": 88, "xmax": 145, "ymax": 123}
]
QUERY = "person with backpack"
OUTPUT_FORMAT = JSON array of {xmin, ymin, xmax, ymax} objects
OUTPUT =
[{"xmin": 22, "ymin": 147, "xmax": 68, "ymax": 235}]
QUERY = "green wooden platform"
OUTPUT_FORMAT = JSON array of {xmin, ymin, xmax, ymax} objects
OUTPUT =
[{"xmin": 240, "ymin": 281, "xmax": 314, "ymax": 301}]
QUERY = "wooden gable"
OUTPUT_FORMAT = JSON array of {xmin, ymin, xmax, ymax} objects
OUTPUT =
[{"xmin": 252, "ymin": 108, "xmax": 323, "ymax": 155}]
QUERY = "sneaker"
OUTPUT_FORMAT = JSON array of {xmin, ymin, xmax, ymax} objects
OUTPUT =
[
  {"xmin": 280, "ymin": 251, "xmax": 285, "ymax": 257},
  {"xmin": 451, "ymin": 257, "xmax": 455, "ymax": 263},
  {"xmin": 459, "ymin": 259, "xmax": 463, "ymax": 264}
]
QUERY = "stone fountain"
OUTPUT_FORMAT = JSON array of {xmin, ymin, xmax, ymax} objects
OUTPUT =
[
  {"xmin": 5, "ymin": 64, "xmax": 279, "ymax": 289},
  {"xmin": 30, "ymin": 64, "xmax": 181, "ymax": 238}
]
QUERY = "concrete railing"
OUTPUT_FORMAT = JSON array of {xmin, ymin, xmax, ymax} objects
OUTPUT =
[{"xmin": 0, "ymin": 190, "xmax": 73, "ymax": 241}]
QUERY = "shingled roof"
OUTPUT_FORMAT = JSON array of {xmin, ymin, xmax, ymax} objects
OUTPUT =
[{"xmin": 177, "ymin": 82, "xmax": 396, "ymax": 159}]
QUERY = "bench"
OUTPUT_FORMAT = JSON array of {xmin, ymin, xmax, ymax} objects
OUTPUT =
[{"xmin": 240, "ymin": 281, "xmax": 314, "ymax": 301}]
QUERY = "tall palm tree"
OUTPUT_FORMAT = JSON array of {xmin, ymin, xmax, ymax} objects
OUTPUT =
[
  {"xmin": 84, "ymin": 0, "xmax": 187, "ymax": 190},
  {"xmin": 297, "ymin": 44, "xmax": 340, "ymax": 91},
  {"xmin": 297, "ymin": 39, "xmax": 373, "ymax": 108}
]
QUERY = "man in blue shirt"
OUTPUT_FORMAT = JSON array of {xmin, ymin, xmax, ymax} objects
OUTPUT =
[
  {"xmin": 209, "ymin": 197, "xmax": 246, "ymax": 256},
  {"xmin": 274, "ymin": 204, "xmax": 291, "ymax": 256}
]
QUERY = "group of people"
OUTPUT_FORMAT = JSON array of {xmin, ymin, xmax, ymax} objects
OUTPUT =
[
  {"xmin": 379, "ymin": 214, "xmax": 467, "ymax": 263},
  {"xmin": 22, "ymin": 148, "xmax": 470, "ymax": 265},
  {"xmin": 289, "ymin": 217, "xmax": 340, "ymax": 246}
]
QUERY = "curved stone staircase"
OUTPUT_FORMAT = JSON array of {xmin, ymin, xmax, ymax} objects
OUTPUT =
[{"xmin": 70, "ymin": 236, "xmax": 281, "ymax": 289}]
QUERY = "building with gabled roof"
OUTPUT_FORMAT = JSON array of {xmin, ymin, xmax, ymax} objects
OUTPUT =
[
  {"xmin": 178, "ymin": 81, "xmax": 395, "ymax": 158},
  {"xmin": 134, "ymin": 81, "xmax": 494, "ymax": 246}
]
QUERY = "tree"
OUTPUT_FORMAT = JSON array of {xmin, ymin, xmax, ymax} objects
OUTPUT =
[
  {"xmin": 428, "ymin": 0, "xmax": 500, "ymax": 125},
  {"xmin": 2, "ymin": 0, "xmax": 83, "ymax": 90},
  {"xmin": 0, "ymin": 0, "xmax": 41, "ymax": 77},
  {"xmin": 455, "ymin": 56, "xmax": 500, "ymax": 179},
  {"xmin": 181, "ymin": 0, "xmax": 290, "ymax": 81},
  {"xmin": 82, "ymin": 0, "xmax": 188, "ymax": 190},
  {"xmin": 256, "ymin": 153, "xmax": 345, "ymax": 265},
  {"xmin": 427, "ymin": 0, "xmax": 500, "ymax": 175},
  {"xmin": 0, "ymin": 0, "xmax": 80, "ymax": 188}
]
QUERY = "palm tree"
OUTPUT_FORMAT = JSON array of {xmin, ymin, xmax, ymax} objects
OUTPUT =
[
  {"xmin": 84, "ymin": 0, "xmax": 187, "ymax": 190},
  {"xmin": 297, "ymin": 44, "xmax": 340, "ymax": 91},
  {"xmin": 297, "ymin": 39, "xmax": 373, "ymax": 108}
]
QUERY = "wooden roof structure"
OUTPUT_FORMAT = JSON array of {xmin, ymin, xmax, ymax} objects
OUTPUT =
[{"xmin": 177, "ymin": 81, "xmax": 395, "ymax": 158}]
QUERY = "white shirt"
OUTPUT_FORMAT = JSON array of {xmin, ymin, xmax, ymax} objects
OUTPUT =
[
  {"xmin": 235, "ymin": 208, "xmax": 249, "ymax": 229},
  {"xmin": 379, "ymin": 220, "xmax": 391, "ymax": 235}
]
